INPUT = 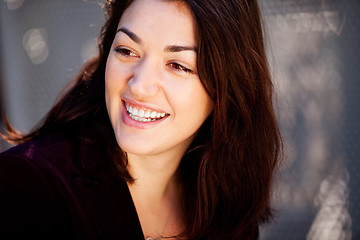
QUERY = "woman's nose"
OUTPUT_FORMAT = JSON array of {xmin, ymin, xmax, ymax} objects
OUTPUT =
[{"xmin": 128, "ymin": 59, "xmax": 161, "ymax": 99}]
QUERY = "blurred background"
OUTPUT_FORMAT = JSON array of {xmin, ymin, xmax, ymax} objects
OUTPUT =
[{"xmin": 0, "ymin": 0, "xmax": 359, "ymax": 239}]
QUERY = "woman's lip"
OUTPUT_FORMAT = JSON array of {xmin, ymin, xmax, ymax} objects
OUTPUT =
[
  {"xmin": 121, "ymin": 101, "xmax": 168, "ymax": 129},
  {"xmin": 122, "ymin": 98, "xmax": 169, "ymax": 114}
]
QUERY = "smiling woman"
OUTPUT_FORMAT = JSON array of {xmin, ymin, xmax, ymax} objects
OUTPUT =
[
  {"xmin": 0, "ymin": 0, "xmax": 282, "ymax": 239},
  {"xmin": 106, "ymin": 0, "xmax": 213, "ymax": 163}
]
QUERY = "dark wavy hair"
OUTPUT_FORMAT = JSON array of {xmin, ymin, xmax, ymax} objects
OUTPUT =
[{"xmin": 2, "ymin": 0, "xmax": 282, "ymax": 239}]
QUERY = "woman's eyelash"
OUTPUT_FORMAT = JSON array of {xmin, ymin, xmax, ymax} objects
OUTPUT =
[
  {"xmin": 113, "ymin": 48, "xmax": 194, "ymax": 74},
  {"xmin": 114, "ymin": 47, "xmax": 137, "ymax": 57},
  {"xmin": 168, "ymin": 62, "xmax": 193, "ymax": 74}
]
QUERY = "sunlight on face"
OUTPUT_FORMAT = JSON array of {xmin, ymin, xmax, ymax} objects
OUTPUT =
[{"xmin": 105, "ymin": 0, "xmax": 213, "ymax": 160}]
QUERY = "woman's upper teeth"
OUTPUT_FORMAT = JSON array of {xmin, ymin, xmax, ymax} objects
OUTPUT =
[{"xmin": 126, "ymin": 103, "xmax": 166, "ymax": 120}]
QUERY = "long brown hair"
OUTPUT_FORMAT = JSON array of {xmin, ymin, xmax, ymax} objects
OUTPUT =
[{"xmin": 2, "ymin": 0, "xmax": 282, "ymax": 239}]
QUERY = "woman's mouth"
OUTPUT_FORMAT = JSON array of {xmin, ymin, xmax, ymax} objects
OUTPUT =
[{"xmin": 125, "ymin": 102, "xmax": 168, "ymax": 122}]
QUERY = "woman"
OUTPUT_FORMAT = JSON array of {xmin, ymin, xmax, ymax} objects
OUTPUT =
[{"xmin": 0, "ymin": 0, "xmax": 282, "ymax": 239}]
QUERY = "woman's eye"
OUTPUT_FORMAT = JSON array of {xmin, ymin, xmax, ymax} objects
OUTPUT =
[
  {"xmin": 114, "ymin": 47, "xmax": 138, "ymax": 57},
  {"xmin": 168, "ymin": 62, "xmax": 193, "ymax": 74}
]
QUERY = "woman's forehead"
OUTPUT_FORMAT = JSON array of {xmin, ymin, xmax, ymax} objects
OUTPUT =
[{"xmin": 116, "ymin": 0, "xmax": 196, "ymax": 47}]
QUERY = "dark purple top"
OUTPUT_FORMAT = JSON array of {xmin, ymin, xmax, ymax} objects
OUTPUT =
[{"xmin": 0, "ymin": 130, "xmax": 145, "ymax": 239}]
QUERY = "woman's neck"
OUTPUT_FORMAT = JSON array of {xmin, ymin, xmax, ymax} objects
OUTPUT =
[
  {"xmin": 126, "ymin": 150, "xmax": 183, "ymax": 201},
  {"xmin": 126, "ymin": 152, "xmax": 184, "ymax": 239}
]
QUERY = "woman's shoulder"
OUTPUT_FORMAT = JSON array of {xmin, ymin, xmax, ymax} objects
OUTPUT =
[
  {"xmin": 0, "ymin": 127, "xmax": 111, "ymax": 195},
  {"xmin": 0, "ymin": 131, "xmax": 83, "ymax": 238},
  {"xmin": 0, "ymin": 129, "xmax": 143, "ymax": 238},
  {"xmin": 0, "ymin": 125, "xmax": 106, "ymax": 175},
  {"xmin": 1, "ymin": 130, "xmax": 76, "ymax": 164},
  {"xmin": 0, "ymin": 130, "xmax": 85, "ymax": 183},
  {"xmin": 0, "ymin": 130, "xmax": 87, "ymax": 208}
]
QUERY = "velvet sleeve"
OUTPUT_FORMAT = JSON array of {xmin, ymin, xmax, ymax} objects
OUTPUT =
[{"xmin": 0, "ymin": 151, "xmax": 74, "ymax": 239}]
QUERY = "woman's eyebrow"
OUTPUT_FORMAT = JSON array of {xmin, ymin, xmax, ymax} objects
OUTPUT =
[
  {"xmin": 116, "ymin": 27, "xmax": 142, "ymax": 44},
  {"xmin": 164, "ymin": 45, "xmax": 197, "ymax": 53},
  {"xmin": 116, "ymin": 27, "xmax": 197, "ymax": 53}
]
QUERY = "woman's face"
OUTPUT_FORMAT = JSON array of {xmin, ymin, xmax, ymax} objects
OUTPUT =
[{"xmin": 105, "ymin": 0, "xmax": 213, "ymax": 159}]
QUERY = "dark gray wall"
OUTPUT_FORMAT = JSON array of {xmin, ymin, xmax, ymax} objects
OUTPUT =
[{"xmin": 260, "ymin": 0, "xmax": 359, "ymax": 239}]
